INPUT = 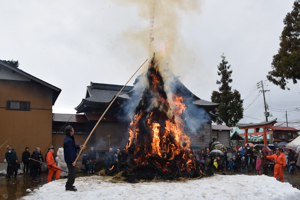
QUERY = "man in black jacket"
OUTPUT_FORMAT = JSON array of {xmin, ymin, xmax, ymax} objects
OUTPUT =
[
  {"xmin": 63, "ymin": 125, "xmax": 85, "ymax": 191},
  {"xmin": 22, "ymin": 147, "xmax": 30, "ymax": 174},
  {"xmin": 30, "ymin": 147, "xmax": 41, "ymax": 182}
]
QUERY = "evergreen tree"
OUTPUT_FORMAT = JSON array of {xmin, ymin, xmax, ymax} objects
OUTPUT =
[
  {"xmin": 0, "ymin": 59, "xmax": 19, "ymax": 68},
  {"xmin": 211, "ymin": 55, "xmax": 243, "ymax": 127},
  {"xmin": 267, "ymin": 0, "xmax": 300, "ymax": 90}
]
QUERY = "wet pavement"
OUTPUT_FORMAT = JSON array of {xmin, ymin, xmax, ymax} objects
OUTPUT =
[
  {"xmin": 0, "ymin": 172, "xmax": 85, "ymax": 200},
  {"xmin": 0, "ymin": 169, "xmax": 299, "ymax": 200}
]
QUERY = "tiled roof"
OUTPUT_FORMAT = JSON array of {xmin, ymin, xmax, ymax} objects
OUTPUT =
[
  {"xmin": 52, "ymin": 113, "xmax": 88, "ymax": 123},
  {"xmin": 269, "ymin": 126, "xmax": 299, "ymax": 131}
]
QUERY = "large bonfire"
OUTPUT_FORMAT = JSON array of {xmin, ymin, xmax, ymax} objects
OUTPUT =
[{"xmin": 121, "ymin": 54, "xmax": 207, "ymax": 182}]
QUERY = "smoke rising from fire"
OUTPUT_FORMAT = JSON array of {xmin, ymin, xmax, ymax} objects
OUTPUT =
[
  {"xmin": 116, "ymin": 0, "xmax": 203, "ymax": 76},
  {"xmin": 115, "ymin": 0, "xmax": 209, "ymax": 135}
]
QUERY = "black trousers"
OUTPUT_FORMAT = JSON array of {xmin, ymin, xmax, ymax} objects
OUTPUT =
[
  {"xmin": 30, "ymin": 165, "xmax": 38, "ymax": 180},
  {"xmin": 66, "ymin": 163, "xmax": 76, "ymax": 188},
  {"xmin": 7, "ymin": 163, "xmax": 15, "ymax": 178},
  {"xmin": 23, "ymin": 162, "xmax": 29, "ymax": 173}
]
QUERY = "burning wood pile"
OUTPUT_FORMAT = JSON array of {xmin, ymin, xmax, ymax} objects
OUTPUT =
[{"xmin": 120, "ymin": 55, "xmax": 206, "ymax": 182}]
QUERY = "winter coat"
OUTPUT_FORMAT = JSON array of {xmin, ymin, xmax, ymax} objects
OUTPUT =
[
  {"xmin": 31, "ymin": 151, "xmax": 40, "ymax": 167},
  {"xmin": 235, "ymin": 155, "xmax": 242, "ymax": 165},
  {"xmin": 266, "ymin": 153, "xmax": 286, "ymax": 168},
  {"xmin": 105, "ymin": 151, "xmax": 114, "ymax": 164},
  {"xmin": 87, "ymin": 150, "xmax": 96, "ymax": 161},
  {"xmin": 240, "ymin": 149, "xmax": 247, "ymax": 156},
  {"xmin": 227, "ymin": 153, "xmax": 233, "ymax": 162},
  {"xmin": 228, "ymin": 161, "xmax": 234, "ymax": 168},
  {"xmin": 82, "ymin": 155, "xmax": 88, "ymax": 165},
  {"xmin": 63, "ymin": 135, "xmax": 80, "ymax": 163},
  {"xmin": 241, "ymin": 158, "xmax": 246, "ymax": 167},
  {"xmin": 288, "ymin": 152, "xmax": 295, "ymax": 165},
  {"xmin": 22, "ymin": 151, "xmax": 30, "ymax": 164},
  {"xmin": 45, "ymin": 151, "xmax": 55, "ymax": 162},
  {"xmin": 261, "ymin": 157, "xmax": 269, "ymax": 168},
  {"xmin": 5, "ymin": 150, "xmax": 18, "ymax": 165},
  {"xmin": 56, "ymin": 147, "xmax": 68, "ymax": 177},
  {"xmin": 256, "ymin": 159, "xmax": 262, "ymax": 171},
  {"xmin": 46, "ymin": 151, "xmax": 56, "ymax": 167},
  {"xmin": 246, "ymin": 148, "xmax": 253, "ymax": 158}
]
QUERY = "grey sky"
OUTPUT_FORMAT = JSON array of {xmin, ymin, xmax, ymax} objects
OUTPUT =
[{"xmin": 1, "ymin": 0, "xmax": 299, "ymax": 128}]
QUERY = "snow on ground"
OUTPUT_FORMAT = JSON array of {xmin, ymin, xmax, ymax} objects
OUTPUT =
[
  {"xmin": 21, "ymin": 175, "xmax": 300, "ymax": 200},
  {"xmin": 0, "ymin": 170, "xmax": 6, "ymax": 175}
]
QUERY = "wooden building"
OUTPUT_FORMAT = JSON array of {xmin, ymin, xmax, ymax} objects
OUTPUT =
[
  {"xmin": 53, "ymin": 81, "xmax": 219, "ymax": 154},
  {"xmin": 211, "ymin": 125, "xmax": 232, "ymax": 147},
  {"xmin": 270, "ymin": 126, "xmax": 299, "ymax": 142},
  {"xmin": 0, "ymin": 61, "xmax": 61, "ymax": 162}
]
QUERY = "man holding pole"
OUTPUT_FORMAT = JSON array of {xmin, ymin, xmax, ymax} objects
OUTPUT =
[
  {"xmin": 30, "ymin": 147, "xmax": 41, "ymax": 182},
  {"xmin": 63, "ymin": 125, "xmax": 85, "ymax": 192},
  {"xmin": 46, "ymin": 147, "xmax": 61, "ymax": 183}
]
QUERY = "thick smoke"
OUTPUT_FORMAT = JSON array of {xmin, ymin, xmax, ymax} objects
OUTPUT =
[
  {"xmin": 116, "ymin": 0, "xmax": 203, "ymax": 75},
  {"xmin": 115, "ymin": 0, "xmax": 209, "ymax": 132}
]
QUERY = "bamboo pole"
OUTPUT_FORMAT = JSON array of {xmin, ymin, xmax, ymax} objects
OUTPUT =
[
  {"xmin": 42, "ymin": 115, "xmax": 73, "ymax": 156},
  {"xmin": 74, "ymin": 59, "xmax": 148, "ymax": 163},
  {"xmin": 29, "ymin": 158, "xmax": 67, "ymax": 173},
  {"xmin": 0, "ymin": 139, "xmax": 9, "ymax": 149}
]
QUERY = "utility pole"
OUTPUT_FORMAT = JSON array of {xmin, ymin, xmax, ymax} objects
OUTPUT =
[
  {"xmin": 257, "ymin": 80, "xmax": 270, "ymax": 122},
  {"xmin": 286, "ymin": 111, "xmax": 288, "ymax": 127}
]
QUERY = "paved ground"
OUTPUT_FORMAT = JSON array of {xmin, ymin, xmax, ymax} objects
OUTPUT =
[{"xmin": 0, "ymin": 168, "xmax": 299, "ymax": 200}]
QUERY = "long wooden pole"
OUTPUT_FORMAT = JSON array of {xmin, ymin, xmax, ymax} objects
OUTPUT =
[
  {"xmin": 29, "ymin": 158, "xmax": 67, "ymax": 173},
  {"xmin": 74, "ymin": 59, "xmax": 148, "ymax": 163},
  {"xmin": 0, "ymin": 139, "xmax": 9, "ymax": 149}
]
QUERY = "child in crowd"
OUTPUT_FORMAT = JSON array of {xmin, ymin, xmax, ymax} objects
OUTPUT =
[
  {"xmin": 241, "ymin": 156, "xmax": 246, "ymax": 173},
  {"xmin": 228, "ymin": 158, "xmax": 234, "ymax": 172},
  {"xmin": 256, "ymin": 156, "xmax": 262, "ymax": 174},
  {"xmin": 232, "ymin": 158, "xmax": 238, "ymax": 172}
]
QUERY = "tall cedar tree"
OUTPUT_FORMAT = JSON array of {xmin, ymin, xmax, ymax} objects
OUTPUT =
[
  {"xmin": 211, "ymin": 55, "xmax": 243, "ymax": 127},
  {"xmin": 267, "ymin": 0, "xmax": 300, "ymax": 89}
]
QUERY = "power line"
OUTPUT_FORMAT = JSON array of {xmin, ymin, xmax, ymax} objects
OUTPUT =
[{"xmin": 244, "ymin": 93, "xmax": 261, "ymax": 111}]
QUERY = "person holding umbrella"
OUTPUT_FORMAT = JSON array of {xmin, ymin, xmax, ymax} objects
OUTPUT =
[{"xmin": 266, "ymin": 148, "xmax": 286, "ymax": 182}]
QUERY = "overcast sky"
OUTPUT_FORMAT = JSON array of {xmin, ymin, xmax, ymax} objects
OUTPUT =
[{"xmin": 1, "ymin": 0, "xmax": 299, "ymax": 128}]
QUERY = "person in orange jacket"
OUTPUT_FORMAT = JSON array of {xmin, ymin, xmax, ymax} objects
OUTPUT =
[
  {"xmin": 46, "ymin": 147, "xmax": 61, "ymax": 183},
  {"xmin": 266, "ymin": 148, "xmax": 286, "ymax": 182}
]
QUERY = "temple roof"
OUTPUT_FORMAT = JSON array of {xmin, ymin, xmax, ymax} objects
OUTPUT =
[{"xmin": 75, "ymin": 78, "xmax": 219, "ymax": 114}]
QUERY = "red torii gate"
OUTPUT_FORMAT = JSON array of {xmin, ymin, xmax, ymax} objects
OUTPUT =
[{"xmin": 237, "ymin": 119, "xmax": 277, "ymax": 145}]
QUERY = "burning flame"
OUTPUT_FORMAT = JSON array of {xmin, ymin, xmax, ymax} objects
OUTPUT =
[{"xmin": 124, "ymin": 56, "xmax": 201, "ymax": 178}]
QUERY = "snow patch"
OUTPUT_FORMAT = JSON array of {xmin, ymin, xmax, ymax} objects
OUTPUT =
[{"xmin": 21, "ymin": 175, "xmax": 300, "ymax": 200}]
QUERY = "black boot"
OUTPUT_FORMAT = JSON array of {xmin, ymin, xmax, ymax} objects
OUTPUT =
[{"xmin": 66, "ymin": 187, "xmax": 77, "ymax": 192}]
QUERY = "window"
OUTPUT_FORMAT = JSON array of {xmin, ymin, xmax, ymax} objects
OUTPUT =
[{"xmin": 6, "ymin": 101, "xmax": 30, "ymax": 111}]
